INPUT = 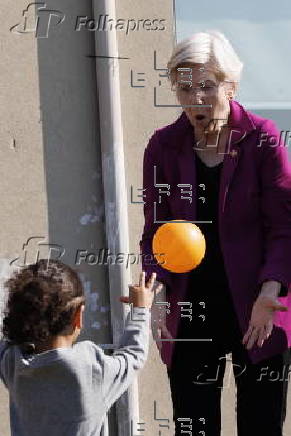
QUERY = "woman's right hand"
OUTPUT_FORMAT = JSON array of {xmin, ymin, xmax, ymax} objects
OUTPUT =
[{"xmin": 150, "ymin": 281, "xmax": 173, "ymax": 351}]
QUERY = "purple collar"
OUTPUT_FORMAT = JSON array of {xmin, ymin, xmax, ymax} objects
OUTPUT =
[{"xmin": 175, "ymin": 100, "xmax": 256, "ymax": 147}]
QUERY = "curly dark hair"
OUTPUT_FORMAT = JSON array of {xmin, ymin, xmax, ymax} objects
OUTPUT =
[{"xmin": 2, "ymin": 259, "xmax": 85, "ymax": 349}]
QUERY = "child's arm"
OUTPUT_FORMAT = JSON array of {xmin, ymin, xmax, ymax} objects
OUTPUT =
[
  {"xmin": 99, "ymin": 306, "xmax": 150, "ymax": 409},
  {"xmin": 96, "ymin": 272, "xmax": 162, "ymax": 409}
]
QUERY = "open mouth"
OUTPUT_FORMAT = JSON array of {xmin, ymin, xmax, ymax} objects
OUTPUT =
[{"xmin": 195, "ymin": 114, "xmax": 206, "ymax": 121}]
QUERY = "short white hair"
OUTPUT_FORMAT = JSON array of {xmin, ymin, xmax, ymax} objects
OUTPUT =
[{"xmin": 167, "ymin": 30, "xmax": 243, "ymax": 85}]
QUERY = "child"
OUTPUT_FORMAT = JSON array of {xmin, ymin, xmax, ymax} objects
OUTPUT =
[{"xmin": 0, "ymin": 259, "xmax": 161, "ymax": 436}]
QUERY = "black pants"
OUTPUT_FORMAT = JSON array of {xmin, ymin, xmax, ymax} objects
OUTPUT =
[{"xmin": 167, "ymin": 338, "xmax": 290, "ymax": 436}]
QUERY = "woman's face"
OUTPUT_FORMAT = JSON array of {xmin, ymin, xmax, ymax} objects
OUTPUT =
[{"xmin": 174, "ymin": 63, "xmax": 235, "ymax": 133}]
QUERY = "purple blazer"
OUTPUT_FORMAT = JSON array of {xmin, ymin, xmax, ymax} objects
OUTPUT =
[{"xmin": 140, "ymin": 100, "xmax": 291, "ymax": 369}]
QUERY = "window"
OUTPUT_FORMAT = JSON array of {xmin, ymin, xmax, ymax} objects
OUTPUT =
[{"xmin": 174, "ymin": 0, "xmax": 291, "ymax": 110}]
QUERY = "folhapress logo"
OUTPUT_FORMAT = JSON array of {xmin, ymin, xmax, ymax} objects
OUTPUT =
[
  {"xmin": 75, "ymin": 15, "xmax": 166, "ymax": 35},
  {"xmin": 10, "ymin": 4, "xmax": 166, "ymax": 38},
  {"xmin": 10, "ymin": 2, "xmax": 65, "ymax": 38}
]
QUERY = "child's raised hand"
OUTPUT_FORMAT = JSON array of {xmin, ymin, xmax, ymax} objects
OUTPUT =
[{"xmin": 119, "ymin": 272, "xmax": 163, "ymax": 308}]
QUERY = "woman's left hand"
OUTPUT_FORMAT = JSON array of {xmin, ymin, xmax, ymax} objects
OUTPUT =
[{"xmin": 242, "ymin": 293, "xmax": 288, "ymax": 350}]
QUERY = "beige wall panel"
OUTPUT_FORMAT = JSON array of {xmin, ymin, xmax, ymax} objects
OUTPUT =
[{"xmin": 0, "ymin": 1, "xmax": 115, "ymax": 434}]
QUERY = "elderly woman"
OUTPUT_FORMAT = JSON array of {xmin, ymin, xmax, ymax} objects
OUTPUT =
[{"xmin": 140, "ymin": 31, "xmax": 291, "ymax": 436}]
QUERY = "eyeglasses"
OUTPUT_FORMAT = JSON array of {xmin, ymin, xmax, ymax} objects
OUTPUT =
[{"xmin": 172, "ymin": 81, "xmax": 232, "ymax": 97}]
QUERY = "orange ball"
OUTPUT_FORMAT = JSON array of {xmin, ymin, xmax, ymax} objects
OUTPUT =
[{"xmin": 152, "ymin": 220, "xmax": 206, "ymax": 273}]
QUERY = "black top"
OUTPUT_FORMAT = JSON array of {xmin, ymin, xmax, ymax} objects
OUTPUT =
[
  {"xmin": 190, "ymin": 155, "xmax": 227, "ymax": 287},
  {"xmin": 176, "ymin": 153, "xmax": 241, "ymax": 349}
]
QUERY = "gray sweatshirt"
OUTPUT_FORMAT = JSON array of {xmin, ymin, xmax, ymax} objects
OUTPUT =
[{"xmin": 0, "ymin": 307, "xmax": 150, "ymax": 436}]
